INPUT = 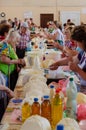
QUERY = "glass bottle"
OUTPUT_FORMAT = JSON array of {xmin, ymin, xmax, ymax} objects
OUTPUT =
[
  {"xmin": 41, "ymin": 95, "xmax": 51, "ymax": 123},
  {"xmin": 31, "ymin": 98, "xmax": 40, "ymax": 115},
  {"xmin": 51, "ymin": 89, "xmax": 63, "ymax": 130},
  {"xmin": 66, "ymin": 77, "xmax": 77, "ymax": 119},
  {"xmin": 22, "ymin": 98, "xmax": 31, "ymax": 122}
]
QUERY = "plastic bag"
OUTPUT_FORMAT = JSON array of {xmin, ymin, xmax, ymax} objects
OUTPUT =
[
  {"xmin": 79, "ymin": 120, "xmax": 86, "ymax": 130},
  {"xmin": 0, "ymin": 71, "xmax": 6, "ymax": 98},
  {"xmin": 0, "ymin": 71, "xmax": 6, "ymax": 85},
  {"xmin": 77, "ymin": 104, "xmax": 86, "ymax": 121}
]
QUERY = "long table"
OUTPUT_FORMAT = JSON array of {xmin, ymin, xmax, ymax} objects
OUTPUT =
[
  {"xmin": 1, "ymin": 48, "xmax": 80, "ymax": 130},
  {"xmin": 1, "ymin": 87, "xmax": 23, "ymax": 130}
]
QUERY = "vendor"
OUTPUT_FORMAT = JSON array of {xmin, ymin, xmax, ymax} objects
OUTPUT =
[{"xmin": 49, "ymin": 25, "xmax": 86, "ymax": 94}]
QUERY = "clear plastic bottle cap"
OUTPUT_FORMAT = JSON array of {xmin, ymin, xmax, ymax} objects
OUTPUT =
[
  {"xmin": 34, "ymin": 98, "xmax": 38, "ymax": 102},
  {"xmin": 56, "ymin": 124, "xmax": 64, "ymax": 130}
]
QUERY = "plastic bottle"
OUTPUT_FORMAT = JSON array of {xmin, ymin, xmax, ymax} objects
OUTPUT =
[
  {"xmin": 22, "ymin": 98, "xmax": 31, "ymax": 122},
  {"xmin": 39, "ymin": 41, "xmax": 44, "ymax": 49},
  {"xmin": 50, "ymin": 85, "xmax": 55, "ymax": 102},
  {"xmin": 31, "ymin": 98, "xmax": 40, "ymax": 115},
  {"xmin": 56, "ymin": 124, "xmax": 64, "ymax": 130},
  {"xmin": 41, "ymin": 95, "xmax": 51, "ymax": 123},
  {"xmin": 33, "ymin": 55, "xmax": 41, "ymax": 69},
  {"xmin": 44, "ymin": 69, "xmax": 49, "ymax": 78},
  {"xmin": 66, "ymin": 77, "xmax": 77, "ymax": 119},
  {"xmin": 45, "ymin": 52, "xmax": 49, "ymax": 60},
  {"xmin": 51, "ymin": 89, "xmax": 63, "ymax": 130},
  {"xmin": 27, "ymin": 41, "xmax": 32, "ymax": 51}
]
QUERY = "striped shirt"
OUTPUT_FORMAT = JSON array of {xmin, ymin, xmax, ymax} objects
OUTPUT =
[{"xmin": 78, "ymin": 51, "xmax": 86, "ymax": 87}]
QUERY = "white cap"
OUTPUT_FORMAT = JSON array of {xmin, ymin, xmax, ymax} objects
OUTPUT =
[{"xmin": 21, "ymin": 22, "xmax": 28, "ymax": 28}]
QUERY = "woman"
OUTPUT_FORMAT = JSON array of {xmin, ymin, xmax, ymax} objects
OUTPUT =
[
  {"xmin": 49, "ymin": 26, "xmax": 78, "ymax": 57},
  {"xmin": 44, "ymin": 21, "xmax": 64, "ymax": 45},
  {"xmin": 49, "ymin": 25, "xmax": 86, "ymax": 94},
  {"xmin": 0, "ymin": 84, "xmax": 14, "ymax": 121},
  {"xmin": 0, "ymin": 23, "xmax": 10, "ymax": 41},
  {"xmin": 0, "ymin": 70, "xmax": 14, "ymax": 121},
  {"xmin": 0, "ymin": 27, "xmax": 25, "ymax": 91}
]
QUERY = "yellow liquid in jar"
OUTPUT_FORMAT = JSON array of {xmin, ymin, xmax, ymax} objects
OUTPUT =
[
  {"xmin": 51, "ymin": 94, "xmax": 63, "ymax": 129},
  {"xmin": 41, "ymin": 100, "xmax": 51, "ymax": 123},
  {"xmin": 22, "ymin": 102, "xmax": 31, "ymax": 122}
]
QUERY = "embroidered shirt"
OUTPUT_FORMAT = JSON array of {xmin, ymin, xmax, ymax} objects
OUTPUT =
[{"xmin": 0, "ymin": 42, "xmax": 18, "ymax": 75}]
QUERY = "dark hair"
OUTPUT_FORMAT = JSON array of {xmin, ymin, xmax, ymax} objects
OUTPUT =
[
  {"xmin": 54, "ymin": 20, "xmax": 62, "ymax": 31},
  {"xmin": 68, "ymin": 22, "xmax": 75, "ymax": 26},
  {"xmin": 63, "ymin": 23, "xmax": 67, "ymax": 27},
  {"xmin": 65, "ymin": 26, "xmax": 74, "ymax": 33},
  {"xmin": 0, "ymin": 20, "xmax": 7, "ymax": 24},
  {"xmin": 30, "ymin": 18, "xmax": 33, "ymax": 21},
  {"xmin": 67, "ymin": 19, "xmax": 71, "ymax": 23},
  {"xmin": 71, "ymin": 25, "xmax": 86, "ymax": 50},
  {"xmin": 0, "ymin": 23, "xmax": 11, "ymax": 36}
]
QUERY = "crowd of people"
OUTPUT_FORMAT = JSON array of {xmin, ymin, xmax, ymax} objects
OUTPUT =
[{"xmin": 0, "ymin": 17, "xmax": 86, "ymax": 121}]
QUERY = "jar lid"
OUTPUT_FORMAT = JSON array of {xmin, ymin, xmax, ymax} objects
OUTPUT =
[
  {"xmin": 56, "ymin": 124, "xmax": 64, "ymax": 130},
  {"xmin": 34, "ymin": 98, "xmax": 38, "ymax": 102},
  {"xmin": 50, "ymin": 85, "xmax": 54, "ymax": 88},
  {"xmin": 43, "ymin": 95, "xmax": 49, "ymax": 99}
]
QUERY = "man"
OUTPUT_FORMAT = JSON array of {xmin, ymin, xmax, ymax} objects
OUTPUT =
[{"xmin": 16, "ymin": 22, "xmax": 30, "ymax": 58}]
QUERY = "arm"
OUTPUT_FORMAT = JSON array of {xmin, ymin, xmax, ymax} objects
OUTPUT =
[
  {"xmin": 0, "ymin": 85, "xmax": 14, "ymax": 98},
  {"xmin": 49, "ymin": 56, "xmax": 72, "ymax": 70},
  {"xmin": 48, "ymin": 32, "xmax": 58, "ymax": 40},
  {"xmin": 50, "ymin": 41, "xmax": 63, "ymax": 51},
  {"xmin": 0, "ymin": 55, "xmax": 19, "ymax": 64},
  {"xmin": 0, "ymin": 55, "xmax": 26, "ymax": 66},
  {"xmin": 69, "ymin": 61, "xmax": 86, "ymax": 80},
  {"xmin": 63, "ymin": 46, "xmax": 78, "ymax": 57},
  {"xmin": 69, "ymin": 54, "xmax": 86, "ymax": 80},
  {"xmin": 47, "ymin": 32, "xmax": 58, "ymax": 40}
]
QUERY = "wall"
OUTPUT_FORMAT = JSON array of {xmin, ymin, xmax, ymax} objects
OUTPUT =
[{"xmin": 0, "ymin": 0, "xmax": 86, "ymax": 25}]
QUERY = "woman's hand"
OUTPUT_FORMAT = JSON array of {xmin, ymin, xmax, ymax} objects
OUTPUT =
[
  {"xmin": 63, "ymin": 46, "xmax": 78, "ymax": 57},
  {"xmin": 49, "ymin": 62, "xmax": 59, "ymax": 70},
  {"xmin": 68, "ymin": 61, "xmax": 79, "ymax": 72},
  {"xmin": 0, "ymin": 85, "xmax": 14, "ymax": 98},
  {"xmin": 16, "ymin": 65, "xmax": 21, "ymax": 72},
  {"xmin": 18, "ymin": 59, "xmax": 26, "ymax": 67},
  {"xmin": 6, "ymin": 88, "xmax": 14, "ymax": 98}
]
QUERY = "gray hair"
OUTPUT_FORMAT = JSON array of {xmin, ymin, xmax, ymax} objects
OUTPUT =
[{"xmin": 6, "ymin": 29, "xmax": 20, "ymax": 42}]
